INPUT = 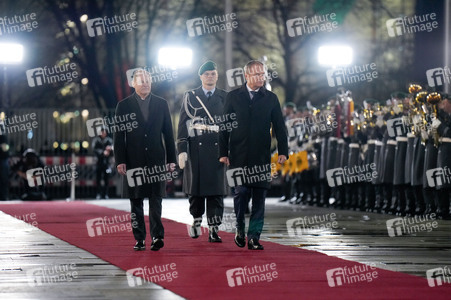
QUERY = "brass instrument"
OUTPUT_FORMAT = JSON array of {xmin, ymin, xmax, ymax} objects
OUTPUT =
[{"xmin": 427, "ymin": 92, "xmax": 442, "ymax": 147}]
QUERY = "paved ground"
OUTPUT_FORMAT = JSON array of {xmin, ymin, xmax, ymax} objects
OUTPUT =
[{"xmin": 0, "ymin": 198, "xmax": 450, "ymax": 299}]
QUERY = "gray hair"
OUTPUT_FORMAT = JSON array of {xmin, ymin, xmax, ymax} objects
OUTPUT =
[{"xmin": 243, "ymin": 60, "xmax": 267, "ymax": 74}]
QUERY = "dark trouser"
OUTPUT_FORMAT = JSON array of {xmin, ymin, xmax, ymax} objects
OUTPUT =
[
  {"xmin": 365, "ymin": 183, "xmax": 376, "ymax": 212},
  {"xmin": 437, "ymin": 188, "xmax": 450, "ymax": 218},
  {"xmin": 232, "ymin": 185, "xmax": 266, "ymax": 241},
  {"xmin": 0, "ymin": 159, "xmax": 8, "ymax": 200},
  {"xmin": 282, "ymin": 174, "xmax": 294, "ymax": 199},
  {"xmin": 413, "ymin": 185, "xmax": 425, "ymax": 215},
  {"xmin": 130, "ymin": 197, "xmax": 164, "ymax": 241},
  {"xmin": 96, "ymin": 166, "xmax": 109, "ymax": 197},
  {"xmin": 319, "ymin": 179, "xmax": 331, "ymax": 207},
  {"xmin": 404, "ymin": 185, "xmax": 416, "ymax": 216},
  {"xmin": 189, "ymin": 195, "xmax": 224, "ymax": 226},
  {"xmin": 382, "ymin": 183, "xmax": 393, "ymax": 213},
  {"xmin": 423, "ymin": 187, "xmax": 437, "ymax": 215}
]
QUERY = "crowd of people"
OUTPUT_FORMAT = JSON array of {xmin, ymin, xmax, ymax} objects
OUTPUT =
[{"xmin": 278, "ymin": 86, "xmax": 451, "ymax": 220}]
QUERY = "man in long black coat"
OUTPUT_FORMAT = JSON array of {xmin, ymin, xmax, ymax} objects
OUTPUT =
[
  {"xmin": 114, "ymin": 69, "xmax": 176, "ymax": 251},
  {"xmin": 177, "ymin": 61, "xmax": 227, "ymax": 242},
  {"xmin": 219, "ymin": 60, "xmax": 288, "ymax": 250}
]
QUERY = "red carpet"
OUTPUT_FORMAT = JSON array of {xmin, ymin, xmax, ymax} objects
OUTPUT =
[{"xmin": 1, "ymin": 201, "xmax": 450, "ymax": 300}]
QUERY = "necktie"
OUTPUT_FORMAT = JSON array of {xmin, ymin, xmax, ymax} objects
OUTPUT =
[
  {"xmin": 207, "ymin": 91, "xmax": 212, "ymax": 100},
  {"xmin": 250, "ymin": 91, "xmax": 257, "ymax": 104}
]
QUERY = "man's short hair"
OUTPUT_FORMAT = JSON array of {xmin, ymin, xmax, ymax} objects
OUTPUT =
[
  {"xmin": 244, "ymin": 60, "xmax": 266, "ymax": 74},
  {"xmin": 132, "ymin": 68, "xmax": 151, "ymax": 78}
]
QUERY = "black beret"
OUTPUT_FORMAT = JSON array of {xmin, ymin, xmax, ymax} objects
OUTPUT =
[{"xmin": 198, "ymin": 60, "xmax": 217, "ymax": 75}]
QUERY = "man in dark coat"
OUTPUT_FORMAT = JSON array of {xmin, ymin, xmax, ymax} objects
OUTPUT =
[
  {"xmin": 114, "ymin": 69, "xmax": 176, "ymax": 251},
  {"xmin": 91, "ymin": 128, "xmax": 113, "ymax": 199},
  {"xmin": 435, "ymin": 94, "xmax": 451, "ymax": 219},
  {"xmin": 219, "ymin": 60, "xmax": 288, "ymax": 250},
  {"xmin": 177, "ymin": 61, "xmax": 227, "ymax": 242}
]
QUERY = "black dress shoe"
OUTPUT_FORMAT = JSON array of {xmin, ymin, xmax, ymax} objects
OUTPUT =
[
  {"xmin": 208, "ymin": 227, "xmax": 222, "ymax": 243},
  {"xmin": 248, "ymin": 238, "xmax": 264, "ymax": 250},
  {"xmin": 150, "ymin": 238, "xmax": 164, "ymax": 251},
  {"xmin": 133, "ymin": 240, "xmax": 145, "ymax": 251},
  {"xmin": 189, "ymin": 223, "xmax": 201, "ymax": 239},
  {"xmin": 234, "ymin": 230, "xmax": 245, "ymax": 248}
]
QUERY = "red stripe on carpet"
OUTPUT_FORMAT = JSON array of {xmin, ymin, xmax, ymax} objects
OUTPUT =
[{"xmin": 1, "ymin": 202, "xmax": 450, "ymax": 300}]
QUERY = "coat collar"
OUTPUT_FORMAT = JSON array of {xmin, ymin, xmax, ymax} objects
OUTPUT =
[{"xmin": 130, "ymin": 92, "xmax": 157, "ymax": 129}]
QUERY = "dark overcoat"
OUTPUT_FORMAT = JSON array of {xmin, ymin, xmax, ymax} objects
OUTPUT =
[
  {"xmin": 219, "ymin": 84, "xmax": 288, "ymax": 189},
  {"xmin": 114, "ymin": 92, "xmax": 176, "ymax": 198},
  {"xmin": 177, "ymin": 86, "xmax": 227, "ymax": 196}
]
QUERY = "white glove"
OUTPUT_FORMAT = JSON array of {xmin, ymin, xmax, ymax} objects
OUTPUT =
[
  {"xmin": 178, "ymin": 152, "xmax": 188, "ymax": 169},
  {"xmin": 421, "ymin": 130, "xmax": 428, "ymax": 141},
  {"xmin": 431, "ymin": 118, "xmax": 441, "ymax": 130}
]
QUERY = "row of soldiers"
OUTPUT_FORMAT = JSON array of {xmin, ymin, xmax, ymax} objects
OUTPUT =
[{"xmin": 277, "ymin": 87, "xmax": 451, "ymax": 220}]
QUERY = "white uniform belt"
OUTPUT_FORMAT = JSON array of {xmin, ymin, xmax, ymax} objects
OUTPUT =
[
  {"xmin": 407, "ymin": 133, "xmax": 415, "ymax": 138},
  {"xmin": 387, "ymin": 140, "xmax": 397, "ymax": 145},
  {"xmin": 440, "ymin": 137, "xmax": 451, "ymax": 143},
  {"xmin": 349, "ymin": 143, "xmax": 359, "ymax": 148},
  {"xmin": 338, "ymin": 139, "xmax": 344, "ymax": 144},
  {"xmin": 190, "ymin": 123, "xmax": 219, "ymax": 132},
  {"xmin": 376, "ymin": 141, "xmax": 383, "ymax": 146},
  {"xmin": 329, "ymin": 137, "xmax": 337, "ymax": 141},
  {"xmin": 396, "ymin": 137, "xmax": 408, "ymax": 142},
  {"xmin": 367, "ymin": 139, "xmax": 376, "ymax": 144}
]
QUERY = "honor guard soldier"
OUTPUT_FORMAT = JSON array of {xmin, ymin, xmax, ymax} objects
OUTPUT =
[{"xmin": 177, "ymin": 61, "xmax": 228, "ymax": 242}]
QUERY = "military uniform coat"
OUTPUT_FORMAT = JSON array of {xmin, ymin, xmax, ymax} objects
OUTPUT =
[
  {"xmin": 219, "ymin": 84, "xmax": 288, "ymax": 189},
  {"xmin": 177, "ymin": 86, "xmax": 227, "ymax": 196},
  {"xmin": 114, "ymin": 92, "xmax": 176, "ymax": 198}
]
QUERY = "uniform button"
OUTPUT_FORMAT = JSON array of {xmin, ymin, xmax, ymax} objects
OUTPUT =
[
  {"xmin": 145, "ymin": 148, "xmax": 148, "ymax": 151},
  {"xmin": 215, "ymin": 142, "xmax": 218, "ymax": 146},
  {"xmin": 144, "ymin": 134, "xmax": 147, "ymax": 137},
  {"xmin": 199, "ymin": 142, "xmax": 202, "ymax": 145}
]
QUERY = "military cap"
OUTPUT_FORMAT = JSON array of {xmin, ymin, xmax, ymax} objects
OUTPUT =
[{"xmin": 198, "ymin": 60, "xmax": 217, "ymax": 75}]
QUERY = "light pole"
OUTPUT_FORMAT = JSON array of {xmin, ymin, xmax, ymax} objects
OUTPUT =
[{"xmin": 0, "ymin": 42, "xmax": 24, "ymax": 109}]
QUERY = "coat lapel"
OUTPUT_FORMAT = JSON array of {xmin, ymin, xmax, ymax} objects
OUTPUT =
[{"xmin": 145, "ymin": 94, "xmax": 158, "ymax": 131}]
